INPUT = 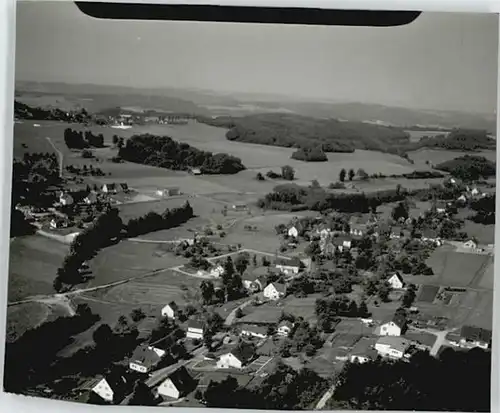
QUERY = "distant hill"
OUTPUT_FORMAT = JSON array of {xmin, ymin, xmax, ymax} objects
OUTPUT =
[
  {"xmin": 434, "ymin": 155, "xmax": 496, "ymax": 180},
  {"xmin": 411, "ymin": 129, "xmax": 496, "ymax": 152},
  {"xmin": 200, "ymin": 113, "xmax": 411, "ymax": 154}
]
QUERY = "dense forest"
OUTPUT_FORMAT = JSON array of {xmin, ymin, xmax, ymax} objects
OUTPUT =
[
  {"xmin": 200, "ymin": 113, "xmax": 410, "ymax": 154},
  {"xmin": 329, "ymin": 347, "xmax": 491, "ymax": 412},
  {"xmin": 413, "ymin": 128, "xmax": 495, "ymax": 152},
  {"xmin": 14, "ymin": 100, "xmax": 93, "ymax": 124},
  {"xmin": 64, "ymin": 128, "xmax": 105, "ymax": 149},
  {"xmin": 118, "ymin": 134, "xmax": 246, "ymax": 174},
  {"xmin": 435, "ymin": 155, "xmax": 496, "ymax": 181}
]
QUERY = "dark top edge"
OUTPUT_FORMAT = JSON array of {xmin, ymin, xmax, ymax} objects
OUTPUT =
[{"xmin": 75, "ymin": 3, "xmax": 422, "ymax": 26}]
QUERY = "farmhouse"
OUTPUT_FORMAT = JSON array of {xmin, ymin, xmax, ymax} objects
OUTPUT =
[
  {"xmin": 189, "ymin": 167, "xmax": 202, "ymax": 175},
  {"xmin": 242, "ymin": 278, "xmax": 262, "ymax": 293},
  {"xmin": 263, "ymin": 282, "xmax": 287, "ymax": 301},
  {"xmin": 463, "ymin": 239, "xmax": 478, "ymax": 250},
  {"xmin": 421, "ymin": 229, "xmax": 441, "ymax": 245},
  {"xmin": 459, "ymin": 326, "xmax": 492, "ymax": 349},
  {"xmin": 82, "ymin": 372, "xmax": 128, "ymax": 404},
  {"xmin": 129, "ymin": 345, "xmax": 165, "ymax": 374},
  {"xmin": 349, "ymin": 215, "xmax": 372, "ymax": 237},
  {"xmin": 209, "ymin": 264, "xmax": 225, "ymax": 278},
  {"xmin": 287, "ymin": 225, "xmax": 299, "ymax": 238},
  {"xmin": 157, "ymin": 366, "xmax": 195, "ymax": 400},
  {"xmin": 161, "ymin": 301, "xmax": 180, "ymax": 319},
  {"xmin": 457, "ymin": 194, "xmax": 467, "ymax": 203},
  {"xmin": 375, "ymin": 312, "xmax": 407, "ymax": 337},
  {"xmin": 435, "ymin": 201, "xmax": 447, "ymax": 214},
  {"xmin": 331, "ymin": 235, "xmax": 352, "ymax": 252},
  {"xmin": 275, "ymin": 257, "xmax": 302, "ymax": 275},
  {"xmin": 375, "ymin": 336, "xmax": 411, "ymax": 360},
  {"xmin": 120, "ymin": 183, "xmax": 129, "ymax": 193},
  {"xmin": 217, "ymin": 345, "xmax": 255, "ymax": 369},
  {"xmin": 232, "ymin": 203, "xmax": 247, "ymax": 211},
  {"xmin": 387, "ymin": 273, "xmax": 405, "ymax": 290},
  {"xmin": 83, "ymin": 192, "xmax": 98, "ymax": 205},
  {"xmin": 186, "ymin": 319, "xmax": 204, "ymax": 340},
  {"xmin": 156, "ymin": 187, "xmax": 180, "ymax": 197},
  {"xmin": 59, "ymin": 192, "xmax": 74, "ymax": 206},
  {"xmin": 349, "ymin": 337, "xmax": 378, "ymax": 364},
  {"xmin": 277, "ymin": 320, "xmax": 293, "ymax": 337},
  {"xmin": 102, "ymin": 183, "xmax": 117, "ymax": 194},
  {"xmin": 240, "ymin": 324, "xmax": 268, "ymax": 339}
]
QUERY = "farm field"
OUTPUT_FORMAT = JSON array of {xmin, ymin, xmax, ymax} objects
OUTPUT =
[{"xmin": 8, "ymin": 235, "xmax": 69, "ymax": 301}]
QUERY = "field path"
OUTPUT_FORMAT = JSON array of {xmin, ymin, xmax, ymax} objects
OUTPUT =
[
  {"xmin": 45, "ymin": 137, "xmax": 64, "ymax": 178},
  {"xmin": 315, "ymin": 384, "xmax": 336, "ymax": 410}
]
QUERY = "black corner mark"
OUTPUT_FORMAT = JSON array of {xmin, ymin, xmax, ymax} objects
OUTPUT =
[{"xmin": 74, "ymin": 2, "xmax": 421, "ymax": 26}]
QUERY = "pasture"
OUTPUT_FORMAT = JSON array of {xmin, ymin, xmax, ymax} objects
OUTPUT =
[{"xmin": 6, "ymin": 302, "xmax": 51, "ymax": 343}]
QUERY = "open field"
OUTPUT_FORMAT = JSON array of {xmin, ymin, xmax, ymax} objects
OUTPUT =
[
  {"xmin": 8, "ymin": 235, "xmax": 69, "ymax": 301},
  {"xmin": 5, "ymin": 302, "xmax": 51, "ymax": 343},
  {"xmin": 280, "ymin": 294, "xmax": 322, "ymax": 323},
  {"xmin": 462, "ymin": 221, "xmax": 495, "ymax": 245}
]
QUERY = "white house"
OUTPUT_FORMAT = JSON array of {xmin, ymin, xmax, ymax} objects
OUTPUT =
[
  {"xmin": 463, "ymin": 239, "xmax": 478, "ymax": 250},
  {"xmin": 263, "ymin": 282, "xmax": 287, "ymax": 301},
  {"xmin": 387, "ymin": 273, "xmax": 405, "ymax": 290},
  {"xmin": 349, "ymin": 337, "xmax": 378, "ymax": 364},
  {"xmin": 375, "ymin": 336, "xmax": 411, "ymax": 360},
  {"xmin": 129, "ymin": 345, "xmax": 164, "ymax": 374},
  {"xmin": 102, "ymin": 183, "xmax": 118, "ymax": 194},
  {"xmin": 457, "ymin": 194, "xmax": 467, "ymax": 203},
  {"xmin": 459, "ymin": 326, "xmax": 492, "ymax": 349},
  {"xmin": 189, "ymin": 168, "xmax": 202, "ymax": 176},
  {"xmin": 375, "ymin": 313, "xmax": 407, "ymax": 337},
  {"xmin": 240, "ymin": 324, "xmax": 268, "ymax": 339},
  {"xmin": 277, "ymin": 321, "xmax": 293, "ymax": 337},
  {"xmin": 90, "ymin": 378, "xmax": 115, "ymax": 403},
  {"xmin": 59, "ymin": 192, "xmax": 74, "ymax": 206},
  {"xmin": 471, "ymin": 187, "xmax": 480, "ymax": 196},
  {"xmin": 288, "ymin": 226, "xmax": 299, "ymax": 238},
  {"xmin": 216, "ymin": 345, "xmax": 254, "ymax": 369},
  {"xmin": 87, "ymin": 374, "xmax": 127, "ymax": 404},
  {"xmin": 157, "ymin": 367, "xmax": 193, "ymax": 400},
  {"xmin": 84, "ymin": 192, "xmax": 98, "ymax": 205},
  {"xmin": 161, "ymin": 301, "xmax": 180, "ymax": 319},
  {"xmin": 209, "ymin": 264, "xmax": 225, "ymax": 278},
  {"xmin": 275, "ymin": 257, "xmax": 302, "ymax": 275},
  {"xmin": 156, "ymin": 187, "xmax": 180, "ymax": 197},
  {"xmin": 186, "ymin": 319, "xmax": 204, "ymax": 340},
  {"xmin": 232, "ymin": 203, "xmax": 247, "ymax": 211}
]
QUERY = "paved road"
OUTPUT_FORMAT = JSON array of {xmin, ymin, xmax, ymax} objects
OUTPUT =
[
  {"xmin": 315, "ymin": 384, "xmax": 336, "ymax": 410},
  {"xmin": 408, "ymin": 326, "xmax": 457, "ymax": 356}
]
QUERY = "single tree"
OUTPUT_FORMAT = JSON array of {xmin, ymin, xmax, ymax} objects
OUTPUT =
[
  {"xmin": 281, "ymin": 165, "xmax": 295, "ymax": 181},
  {"xmin": 130, "ymin": 308, "xmax": 146, "ymax": 323},
  {"xmin": 348, "ymin": 168, "xmax": 355, "ymax": 181},
  {"xmin": 339, "ymin": 168, "xmax": 347, "ymax": 182}
]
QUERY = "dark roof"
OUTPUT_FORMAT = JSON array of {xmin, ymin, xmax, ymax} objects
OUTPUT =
[
  {"xmin": 278, "ymin": 320, "xmax": 293, "ymax": 329},
  {"xmin": 166, "ymin": 366, "xmax": 193, "ymax": 393},
  {"xmin": 231, "ymin": 343, "xmax": 255, "ymax": 364},
  {"xmin": 391, "ymin": 312, "xmax": 407, "ymax": 329},
  {"xmin": 130, "ymin": 345, "xmax": 162, "ymax": 368},
  {"xmin": 350, "ymin": 337, "xmax": 377, "ymax": 357},
  {"xmin": 390, "ymin": 272, "xmax": 404, "ymax": 283},
  {"xmin": 167, "ymin": 301, "xmax": 179, "ymax": 312},
  {"xmin": 460, "ymin": 326, "xmax": 492, "ymax": 343},
  {"xmin": 188, "ymin": 319, "xmax": 204, "ymax": 330},
  {"xmin": 276, "ymin": 257, "xmax": 302, "ymax": 267},
  {"xmin": 240, "ymin": 324, "xmax": 268, "ymax": 336},
  {"xmin": 269, "ymin": 282, "xmax": 286, "ymax": 294},
  {"xmin": 105, "ymin": 183, "xmax": 116, "ymax": 189},
  {"xmin": 421, "ymin": 229, "xmax": 439, "ymax": 239},
  {"xmin": 331, "ymin": 235, "xmax": 352, "ymax": 245},
  {"xmin": 120, "ymin": 183, "xmax": 129, "ymax": 190}
]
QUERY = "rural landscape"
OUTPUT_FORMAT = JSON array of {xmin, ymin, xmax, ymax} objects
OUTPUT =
[{"xmin": 5, "ymin": 4, "xmax": 496, "ymax": 412}]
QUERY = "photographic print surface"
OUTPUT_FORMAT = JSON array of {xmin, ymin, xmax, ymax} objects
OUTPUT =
[{"xmin": 5, "ymin": 2, "xmax": 496, "ymax": 411}]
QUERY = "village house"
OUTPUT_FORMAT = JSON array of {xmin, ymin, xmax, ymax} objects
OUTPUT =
[
  {"xmin": 161, "ymin": 301, "xmax": 180, "ymax": 319},
  {"xmin": 59, "ymin": 191, "xmax": 74, "ymax": 206},
  {"xmin": 470, "ymin": 187, "xmax": 480, "ymax": 197},
  {"xmin": 157, "ymin": 366, "xmax": 195, "ymax": 400},
  {"xmin": 374, "ymin": 336, "xmax": 411, "ymax": 360},
  {"xmin": 102, "ymin": 183, "xmax": 118, "ymax": 194},
  {"xmin": 420, "ymin": 229, "xmax": 442, "ymax": 246},
  {"xmin": 120, "ymin": 183, "xmax": 129, "ymax": 193},
  {"xmin": 83, "ymin": 192, "xmax": 98, "ymax": 205},
  {"xmin": 156, "ymin": 187, "xmax": 180, "ymax": 197},
  {"xmin": 331, "ymin": 235, "xmax": 352, "ymax": 252},
  {"xmin": 209, "ymin": 264, "xmax": 225, "ymax": 278},
  {"xmin": 216, "ymin": 345, "xmax": 255, "ymax": 369},
  {"xmin": 186, "ymin": 319, "xmax": 204, "ymax": 340},
  {"xmin": 189, "ymin": 167, "xmax": 202, "ymax": 176},
  {"xmin": 463, "ymin": 239, "xmax": 478, "ymax": 250},
  {"xmin": 240, "ymin": 324, "xmax": 268, "ymax": 339},
  {"xmin": 459, "ymin": 325, "xmax": 492, "ymax": 349},
  {"xmin": 349, "ymin": 337, "xmax": 378, "ymax": 364},
  {"xmin": 232, "ymin": 203, "xmax": 248, "ymax": 211},
  {"xmin": 389, "ymin": 226, "xmax": 409, "ymax": 239},
  {"xmin": 82, "ymin": 372, "xmax": 128, "ymax": 404},
  {"xmin": 435, "ymin": 201, "xmax": 447, "ymax": 214},
  {"xmin": 288, "ymin": 225, "xmax": 299, "ymax": 238},
  {"xmin": 275, "ymin": 257, "xmax": 302, "ymax": 275},
  {"xmin": 321, "ymin": 241, "xmax": 336, "ymax": 256},
  {"xmin": 387, "ymin": 273, "xmax": 405, "ymax": 290},
  {"xmin": 129, "ymin": 345, "xmax": 165, "ymax": 374},
  {"xmin": 457, "ymin": 194, "xmax": 467, "ymax": 204},
  {"xmin": 349, "ymin": 215, "xmax": 373, "ymax": 237},
  {"xmin": 263, "ymin": 282, "xmax": 287, "ymax": 301},
  {"xmin": 277, "ymin": 320, "xmax": 293, "ymax": 337},
  {"xmin": 374, "ymin": 312, "xmax": 407, "ymax": 337},
  {"xmin": 50, "ymin": 217, "xmax": 68, "ymax": 230}
]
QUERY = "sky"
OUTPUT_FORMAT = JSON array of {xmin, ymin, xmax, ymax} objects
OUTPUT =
[{"xmin": 15, "ymin": 1, "xmax": 499, "ymax": 114}]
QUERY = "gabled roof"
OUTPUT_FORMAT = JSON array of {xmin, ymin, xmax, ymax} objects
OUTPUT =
[
  {"xmin": 231, "ymin": 343, "xmax": 255, "ymax": 364},
  {"xmin": 267, "ymin": 282, "xmax": 286, "ymax": 294},
  {"xmin": 421, "ymin": 229, "xmax": 439, "ymax": 239},
  {"xmin": 389, "ymin": 272, "xmax": 404, "ymax": 284},
  {"xmin": 350, "ymin": 337, "xmax": 377, "ymax": 357},
  {"xmin": 241, "ymin": 324, "xmax": 268, "ymax": 336},
  {"xmin": 460, "ymin": 326, "xmax": 492, "ymax": 343},
  {"xmin": 278, "ymin": 320, "xmax": 293, "ymax": 329},
  {"xmin": 166, "ymin": 301, "xmax": 179, "ymax": 312},
  {"xmin": 376, "ymin": 336, "xmax": 411, "ymax": 353},
  {"xmin": 85, "ymin": 192, "xmax": 98, "ymax": 202},
  {"xmin": 275, "ymin": 257, "xmax": 302, "ymax": 267},
  {"xmin": 105, "ymin": 183, "xmax": 117, "ymax": 189},
  {"xmin": 391, "ymin": 312, "xmax": 407, "ymax": 329},
  {"xmin": 130, "ymin": 345, "xmax": 162, "ymax": 368},
  {"xmin": 120, "ymin": 183, "xmax": 129, "ymax": 190},
  {"xmin": 166, "ymin": 366, "xmax": 193, "ymax": 392}
]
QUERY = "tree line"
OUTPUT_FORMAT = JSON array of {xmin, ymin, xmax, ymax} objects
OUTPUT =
[
  {"xmin": 291, "ymin": 146, "xmax": 328, "ymax": 162},
  {"xmin": 118, "ymin": 134, "xmax": 246, "ymax": 174},
  {"xmin": 15, "ymin": 100, "xmax": 92, "ymax": 124},
  {"xmin": 435, "ymin": 155, "xmax": 496, "ymax": 181},
  {"xmin": 64, "ymin": 128, "xmax": 105, "ymax": 149}
]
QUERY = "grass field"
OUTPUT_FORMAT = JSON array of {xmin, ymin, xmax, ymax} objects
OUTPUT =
[
  {"xmin": 5, "ymin": 302, "xmax": 51, "ymax": 343},
  {"xmin": 8, "ymin": 235, "xmax": 69, "ymax": 301},
  {"xmin": 280, "ymin": 294, "xmax": 322, "ymax": 323}
]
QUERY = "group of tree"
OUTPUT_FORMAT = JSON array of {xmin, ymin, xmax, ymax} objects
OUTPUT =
[
  {"xmin": 329, "ymin": 347, "xmax": 491, "ymax": 412},
  {"xmin": 118, "ymin": 134, "xmax": 246, "ymax": 174},
  {"xmin": 291, "ymin": 146, "xmax": 328, "ymax": 162},
  {"xmin": 111, "ymin": 135, "xmax": 125, "ymax": 149},
  {"xmin": 339, "ymin": 168, "xmax": 365, "ymax": 182},
  {"xmin": 15, "ymin": 100, "xmax": 92, "ymax": 124},
  {"xmin": 54, "ymin": 207, "xmax": 123, "ymax": 291},
  {"xmin": 364, "ymin": 277, "xmax": 392, "ymax": 302},
  {"xmin": 125, "ymin": 201, "xmax": 194, "ymax": 238},
  {"xmin": 64, "ymin": 128, "xmax": 105, "ymax": 149},
  {"xmin": 4, "ymin": 304, "xmax": 100, "ymax": 393},
  {"xmin": 220, "ymin": 257, "xmax": 246, "ymax": 301},
  {"xmin": 257, "ymin": 183, "xmax": 409, "ymax": 213},
  {"xmin": 434, "ymin": 155, "xmax": 496, "ymax": 181},
  {"xmin": 204, "ymin": 112, "xmax": 410, "ymax": 155},
  {"xmin": 413, "ymin": 128, "xmax": 495, "ymax": 152},
  {"xmin": 315, "ymin": 296, "xmax": 370, "ymax": 332},
  {"xmin": 469, "ymin": 194, "xmax": 495, "ymax": 225},
  {"xmin": 65, "ymin": 164, "xmax": 106, "ymax": 177}
]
